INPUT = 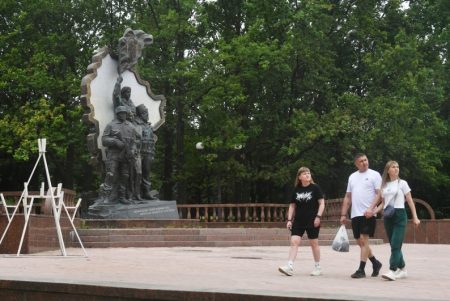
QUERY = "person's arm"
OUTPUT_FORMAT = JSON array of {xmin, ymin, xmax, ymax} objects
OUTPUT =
[
  {"xmin": 101, "ymin": 125, "xmax": 114, "ymax": 147},
  {"xmin": 113, "ymin": 76, "xmax": 123, "ymax": 107},
  {"xmin": 405, "ymin": 192, "xmax": 421, "ymax": 227},
  {"xmin": 286, "ymin": 203, "xmax": 296, "ymax": 230},
  {"xmin": 102, "ymin": 125, "xmax": 124, "ymax": 149},
  {"xmin": 340, "ymin": 192, "xmax": 351, "ymax": 224},
  {"xmin": 314, "ymin": 198, "xmax": 325, "ymax": 227},
  {"xmin": 365, "ymin": 189, "xmax": 381, "ymax": 218},
  {"xmin": 372, "ymin": 197, "xmax": 385, "ymax": 216}
]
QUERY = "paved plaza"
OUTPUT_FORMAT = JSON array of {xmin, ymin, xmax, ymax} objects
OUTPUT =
[{"xmin": 0, "ymin": 243, "xmax": 448, "ymax": 301}]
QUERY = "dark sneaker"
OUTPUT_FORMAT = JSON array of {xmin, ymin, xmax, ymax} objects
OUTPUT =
[
  {"xmin": 372, "ymin": 260, "xmax": 382, "ymax": 277},
  {"xmin": 351, "ymin": 269, "xmax": 366, "ymax": 279}
]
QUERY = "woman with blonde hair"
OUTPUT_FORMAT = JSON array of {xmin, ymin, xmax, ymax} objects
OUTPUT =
[
  {"xmin": 367, "ymin": 161, "xmax": 420, "ymax": 281},
  {"xmin": 278, "ymin": 167, "xmax": 325, "ymax": 277}
]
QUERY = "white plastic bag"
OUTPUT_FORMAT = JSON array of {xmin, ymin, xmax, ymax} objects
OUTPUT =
[{"xmin": 332, "ymin": 225, "xmax": 350, "ymax": 252}]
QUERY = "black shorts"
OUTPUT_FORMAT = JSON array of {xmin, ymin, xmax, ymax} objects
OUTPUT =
[
  {"xmin": 291, "ymin": 226, "xmax": 320, "ymax": 239},
  {"xmin": 351, "ymin": 216, "xmax": 376, "ymax": 239}
]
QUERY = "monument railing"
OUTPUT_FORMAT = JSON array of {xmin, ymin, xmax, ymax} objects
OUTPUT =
[
  {"xmin": 177, "ymin": 199, "xmax": 345, "ymax": 222},
  {"xmin": 178, "ymin": 203, "xmax": 287, "ymax": 222},
  {"xmin": 177, "ymin": 198, "xmax": 435, "ymax": 222}
]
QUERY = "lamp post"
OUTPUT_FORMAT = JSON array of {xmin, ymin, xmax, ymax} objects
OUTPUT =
[
  {"xmin": 196, "ymin": 142, "xmax": 244, "ymax": 204},
  {"xmin": 196, "ymin": 141, "xmax": 222, "ymax": 203}
]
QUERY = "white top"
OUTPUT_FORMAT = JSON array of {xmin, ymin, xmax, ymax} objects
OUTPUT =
[
  {"xmin": 382, "ymin": 179, "xmax": 411, "ymax": 209},
  {"xmin": 346, "ymin": 169, "xmax": 382, "ymax": 218}
]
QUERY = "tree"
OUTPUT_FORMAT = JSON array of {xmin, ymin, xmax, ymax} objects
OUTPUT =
[{"xmin": 0, "ymin": 0, "xmax": 128, "ymax": 191}]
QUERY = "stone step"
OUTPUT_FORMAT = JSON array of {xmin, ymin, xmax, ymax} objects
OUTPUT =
[
  {"xmin": 77, "ymin": 232, "xmax": 343, "ymax": 242},
  {"xmin": 76, "ymin": 227, "xmax": 347, "ymax": 235},
  {"xmin": 72, "ymin": 227, "xmax": 384, "ymax": 248},
  {"xmin": 80, "ymin": 219, "xmax": 344, "ymax": 229},
  {"xmin": 75, "ymin": 239, "xmax": 382, "ymax": 248}
]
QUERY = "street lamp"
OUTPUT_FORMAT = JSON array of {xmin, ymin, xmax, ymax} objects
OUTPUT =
[
  {"xmin": 196, "ymin": 142, "xmax": 244, "ymax": 204},
  {"xmin": 195, "ymin": 142, "xmax": 204, "ymax": 150},
  {"xmin": 196, "ymin": 141, "xmax": 222, "ymax": 203}
]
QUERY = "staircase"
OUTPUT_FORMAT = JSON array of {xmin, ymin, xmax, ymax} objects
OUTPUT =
[{"xmin": 72, "ymin": 220, "xmax": 384, "ymax": 248}]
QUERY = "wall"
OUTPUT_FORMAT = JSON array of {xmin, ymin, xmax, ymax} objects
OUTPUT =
[
  {"xmin": 0, "ymin": 215, "xmax": 80, "ymax": 254},
  {"xmin": 374, "ymin": 219, "xmax": 450, "ymax": 244}
]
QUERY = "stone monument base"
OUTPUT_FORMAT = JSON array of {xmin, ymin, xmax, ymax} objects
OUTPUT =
[{"xmin": 88, "ymin": 200, "xmax": 179, "ymax": 220}]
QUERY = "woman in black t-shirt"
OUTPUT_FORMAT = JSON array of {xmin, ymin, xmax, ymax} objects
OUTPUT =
[{"xmin": 278, "ymin": 167, "xmax": 325, "ymax": 277}]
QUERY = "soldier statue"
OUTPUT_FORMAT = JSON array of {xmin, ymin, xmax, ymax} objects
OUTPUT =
[
  {"xmin": 113, "ymin": 75, "xmax": 136, "ymax": 122},
  {"xmin": 99, "ymin": 105, "xmax": 140, "ymax": 204},
  {"xmin": 135, "ymin": 104, "xmax": 156, "ymax": 199}
]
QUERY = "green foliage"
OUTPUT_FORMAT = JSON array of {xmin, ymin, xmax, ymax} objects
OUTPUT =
[
  {"xmin": 0, "ymin": 99, "xmax": 77, "ymax": 160},
  {"xmin": 0, "ymin": 0, "xmax": 122, "ymax": 190}
]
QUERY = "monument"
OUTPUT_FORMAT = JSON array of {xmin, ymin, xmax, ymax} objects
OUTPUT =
[{"xmin": 80, "ymin": 28, "xmax": 178, "ymax": 219}]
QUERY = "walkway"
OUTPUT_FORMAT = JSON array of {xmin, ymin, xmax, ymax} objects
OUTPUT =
[{"xmin": 0, "ymin": 243, "xmax": 448, "ymax": 301}]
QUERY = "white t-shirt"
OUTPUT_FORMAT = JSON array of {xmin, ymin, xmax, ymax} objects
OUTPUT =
[
  {"xmin": 346, "ymin": 169, "xmax": 382, "ymax": 218},
  {"xmin": 382, "ymin": 179, "xmax": 411, "ymax": 209}
]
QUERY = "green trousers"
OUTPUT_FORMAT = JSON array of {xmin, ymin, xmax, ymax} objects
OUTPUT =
[{"xmin": 383, "ymin": 208, "xmax": 407, "ymax": 271}]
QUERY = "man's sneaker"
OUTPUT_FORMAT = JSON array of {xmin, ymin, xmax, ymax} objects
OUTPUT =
[
  {"xmin": 310, "ymin": 266, "xmax": 322, "ymax": 276},
  {"xmin": 395, "ymin": 268, "xmax": 408, "ymax": 279},
  {"xmin": 382, "ymin": 269, "xmax": 397, "ymax": 281},
  {"xmin": 351, "ymin": 269, "xmax": 366, "ymax": 278},
  {"xmin": 278, "ymin": 265, "xmax": 294, "ymax": 276},
  {"xmin": 371, "ymin": 260, "xmax": 382, "ymax": 277}
]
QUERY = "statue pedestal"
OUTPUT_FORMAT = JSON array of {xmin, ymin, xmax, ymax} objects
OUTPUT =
[{"xmin": 88, "ymin": 200, "xmax": 179, "ymax": 219}]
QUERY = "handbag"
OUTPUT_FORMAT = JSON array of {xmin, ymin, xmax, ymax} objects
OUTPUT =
[
  {"xmin": 383, "ymin": 204, "xmax": 396, "ymax": 218},
  {"xmin": 383, "ymin": 180, "xmax": 400, "ymax": 218}
]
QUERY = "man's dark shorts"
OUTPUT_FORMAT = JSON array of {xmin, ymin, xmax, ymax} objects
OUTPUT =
[
  {"xmin": 351, "ymin": 216, "xmax": 376, "ymax": 239},
  {"xmin": 291, "ymin": 227, "xmax": 320, "ymax": 239}
]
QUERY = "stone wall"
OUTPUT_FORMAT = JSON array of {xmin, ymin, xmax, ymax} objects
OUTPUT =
[
  {"xmin": 0, "ymin": 215, "xmax": 80, "ymax": 254},
  {"xmin": 374, "ymin": 219, "xmax": 450, "ymax": 244}
]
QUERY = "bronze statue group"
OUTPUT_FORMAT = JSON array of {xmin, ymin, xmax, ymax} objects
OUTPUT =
[
  {"xmin": 279, "ymin": 154, "xmax": 421, "ymax": 281},
  {"xmin": 98, "ymin": 76, "xmax": 156, "ymax": 205}
]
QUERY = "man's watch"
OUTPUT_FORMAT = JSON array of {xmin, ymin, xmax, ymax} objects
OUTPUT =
[{"xmin": 316, "ymin": 215, "xmax": 321, "ymax": 218}]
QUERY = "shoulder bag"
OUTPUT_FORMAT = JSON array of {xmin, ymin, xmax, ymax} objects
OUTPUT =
[{"xmin": 384, "ymin": 180, "xmax": 400, "ymax": 218}]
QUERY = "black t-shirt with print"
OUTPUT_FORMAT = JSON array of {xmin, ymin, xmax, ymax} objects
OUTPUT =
[{"xmin": 290, "ymin": 183, "xmax": 324, "ymax": 228}]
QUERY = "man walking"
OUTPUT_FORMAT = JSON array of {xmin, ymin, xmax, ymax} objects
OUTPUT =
[{"xmin": 340, "ymin": 153, "xmax": 383, "ymax": 278}]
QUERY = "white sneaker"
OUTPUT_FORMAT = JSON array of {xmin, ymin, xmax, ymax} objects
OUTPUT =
[
  {"xmin": 382, "ymin": 269, "xmax": 397, "ymax": 281},
  {"xmin": 278, "ymin": 265, "xmax": 294, "ymax": 276},
  {"xmin": 310, "ymin": 266, "xmax": 322, "ymax": 276},
  {"xmin": 395, "ymin": 268, "xmax": 408, "ymax": 279}
]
